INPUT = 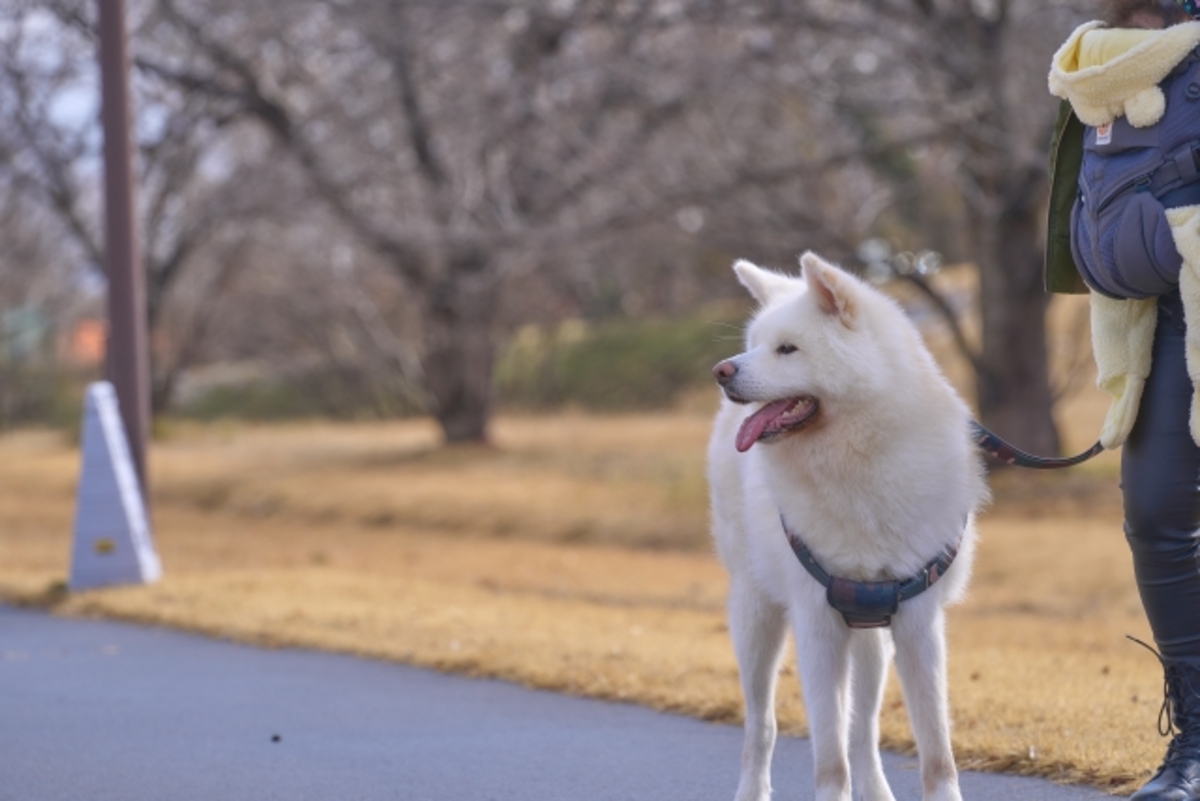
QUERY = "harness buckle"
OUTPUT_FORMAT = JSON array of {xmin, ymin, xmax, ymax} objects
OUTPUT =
[{"xmin": 826, "ymin": 577, "xmax": 900, "ymax": 629}]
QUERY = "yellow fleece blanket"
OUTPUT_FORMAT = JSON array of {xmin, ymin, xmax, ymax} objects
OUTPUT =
[{"xmin": 1078, "ymin": 28, "xmax": 1159, "ymax": 71}]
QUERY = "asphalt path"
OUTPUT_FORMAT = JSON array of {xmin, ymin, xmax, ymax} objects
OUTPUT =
[{"xmin": 0, "ymin": 606, "xmax": 1113, "ymax": 801}]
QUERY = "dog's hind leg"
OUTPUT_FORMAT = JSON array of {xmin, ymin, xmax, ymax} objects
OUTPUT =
[
  {"xmin": 848, "ymin": 630, "xmax": 897, "ymax": 801},
  {"xmin": 728, "ymin": 576, "xmax": 788, "ymax": 801},
  {"xmin": 891, "ymin": 601, "xmax": 961, "ymax": 801}
]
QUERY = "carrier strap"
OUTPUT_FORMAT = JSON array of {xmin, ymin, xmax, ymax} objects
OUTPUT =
[{"xmin": 1150, "ymin": 143, "xmax": 1200, "ymax": 197}]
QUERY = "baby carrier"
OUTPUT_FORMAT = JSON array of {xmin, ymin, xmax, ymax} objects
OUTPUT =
[{"xmin": 1071, "ymin": 49, "xmax": 1200, "ymax": 298}]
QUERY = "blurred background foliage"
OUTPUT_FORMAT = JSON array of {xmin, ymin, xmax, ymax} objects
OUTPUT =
[
  {"xmin": 0, "ymin": 0, "xmax": 1097, "ymax": 447},
  {"xmin": 495, "ymin": 303, "xmax": 745, "ymax": 411}
]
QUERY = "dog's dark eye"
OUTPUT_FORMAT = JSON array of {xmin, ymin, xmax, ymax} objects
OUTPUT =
[{"xmin": 776, "ymin": 343, "xmax": 798, "ymax": 355}]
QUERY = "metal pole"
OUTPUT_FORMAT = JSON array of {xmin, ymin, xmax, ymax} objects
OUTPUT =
[{"xmin": 97, "ymin": 0, "xmax": 150, "ymax": 496}]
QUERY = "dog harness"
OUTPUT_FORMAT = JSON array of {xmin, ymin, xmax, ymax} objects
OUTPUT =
[{"xmin": 781, "ymin": 516, "xmax": 963, "ymax": 629}]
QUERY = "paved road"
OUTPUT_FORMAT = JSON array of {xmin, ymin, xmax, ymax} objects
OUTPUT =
[{"xmin": 0, "ymin": 606, "xmax": 1112, "ymax": 801}]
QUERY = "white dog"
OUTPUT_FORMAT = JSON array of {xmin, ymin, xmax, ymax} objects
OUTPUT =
[{"xmin": 707, "ymin": 252, "xmax": 988, "ymax": 801}]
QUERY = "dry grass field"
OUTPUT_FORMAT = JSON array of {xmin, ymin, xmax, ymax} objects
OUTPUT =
[
  {"xmin": 0, "ymin": 285, "xmax": 1174, "ymax": 795},
  {"xmin": 0, "ymin": 376, "xmax": 1172, "ymax": 796}
]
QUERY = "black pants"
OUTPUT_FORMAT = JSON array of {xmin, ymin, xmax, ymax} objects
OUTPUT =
[{"xmin": 1122, "ymin": 291, "xmax": 1200, "ymax": 665}]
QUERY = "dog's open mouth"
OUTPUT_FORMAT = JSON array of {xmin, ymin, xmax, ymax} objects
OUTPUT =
[{"xmin": 735, "ymin": 396, "xmax": 819, "ymax": 452}]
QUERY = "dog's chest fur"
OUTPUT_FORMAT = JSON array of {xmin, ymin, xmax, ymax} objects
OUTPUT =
[{"xmin": 757, "ymin": 413, "xmax": 978, "ymax": 583}]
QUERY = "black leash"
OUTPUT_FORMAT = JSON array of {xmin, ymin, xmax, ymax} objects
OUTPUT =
[{"xmin": 970, "ymin": 420, "xmax": 1104, "ymax": 469}]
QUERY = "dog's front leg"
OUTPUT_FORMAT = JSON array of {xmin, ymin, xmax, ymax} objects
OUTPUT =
[
  {"xmin": 848, "ymin": 630, "xmax": 898, "ymax": 801},
  {"xmin": 891, "ymin": 600, "xmax": 961, "ymax": 801},
  {"xmin": 728, "ymin": 577, "xmax": 789, "ymax": 801},
  {"xmin": 792, "ymin": 606, "xmax": 853, "ymax": 801}
]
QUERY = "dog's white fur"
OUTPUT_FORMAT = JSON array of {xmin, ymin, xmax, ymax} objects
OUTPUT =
[{"xmin": 707, "ymin": 253, "xmax": 988, "ymax": 801}]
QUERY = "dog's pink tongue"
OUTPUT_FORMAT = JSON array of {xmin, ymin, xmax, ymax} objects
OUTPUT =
[{"xmin": 735, "ymin": 399, "xmax": 795, "ymax": 453}]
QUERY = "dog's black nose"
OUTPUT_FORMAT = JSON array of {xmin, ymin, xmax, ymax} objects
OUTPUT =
[{"xmin": 713, "ymin": 360, "xmax": 737, "ymax": 385}]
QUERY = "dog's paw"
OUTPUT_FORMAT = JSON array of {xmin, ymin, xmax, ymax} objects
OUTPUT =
[
  {"xmin": 923, "ymin": 785, "xmax": 963, "ymax": 801},
  {"xmin": 855, "ymin": 781, "xmax": 897, "ymax": 801},
  {"xmin": 732, "ymin": 780, "xmax": 771, "ymax": 801},
  {"xmin": 733, "ymin": 787, "xmax": 770, "ymax": 801}
]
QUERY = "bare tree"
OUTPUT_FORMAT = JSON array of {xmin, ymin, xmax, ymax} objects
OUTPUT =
[
  {"xmin": 818, "ymin": 0, "xmax": 1087, "ymax": 454},
  {"xmin": 0, "ymin": 0, "xmax": 296, "ymax": 413},
  {"xmin": 133, "ymin": 0, "xmax": 740, "ymax": 440},
  {"xmin": 0, "ymin": 179, "xmax": 84, "ymax": 427},
  {"xmin": 631, "ymin": 0, "xmax": 1092, "ymax": 454},
  {"xmin": 72, "ymin": 0, "xmax": 1091, "ymax": 449},
  {"xmin": 133, "ymin": 0, "xmax": 924, "ymax": 440}
]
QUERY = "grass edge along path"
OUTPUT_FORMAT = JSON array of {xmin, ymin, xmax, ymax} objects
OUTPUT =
[
  {"xmin": 0, "ymin": 416, "xmax": 1160, "ymax": 797},
  {"xmin": 0, "ymin": 513, "xmax": 1157, "ymax": 797}
]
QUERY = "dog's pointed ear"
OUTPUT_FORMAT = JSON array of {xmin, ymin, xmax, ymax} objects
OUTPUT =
[
  {"xmin": 800, "ymin": 251, "xmax": 857, "ymax": 328},
  {"xmin": 733, "ymin": 259, "xmax": 795, "ymax": 305}
]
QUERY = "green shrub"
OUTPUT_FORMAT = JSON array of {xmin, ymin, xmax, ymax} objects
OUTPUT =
[
  {"xmin": 0, "ymin": 364, "xmax": 90, "ymax": 432},
  {"xmin": 176, "ymin": 366, "xmax": 421, "ymax": 422},
  {"xmin": 173, "ymin": 305, "xmax": 752, "ymax": 420},
  {"xmin": 496, "ymin": 304, "xmax": 747, "ymax": 411}
]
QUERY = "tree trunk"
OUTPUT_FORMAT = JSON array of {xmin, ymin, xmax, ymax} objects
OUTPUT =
[
  {"xmin": 419, "ymin": 248, "xmax": 496, "ymax": 444},
  {"xmin": 972, "ymin": 177, "xmax": 1061, "ymax": 456},
  {"xmin": 959, "ymin": 12, "xmax": 1061, "ymax": 459}
]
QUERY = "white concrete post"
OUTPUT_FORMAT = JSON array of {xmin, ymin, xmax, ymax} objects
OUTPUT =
[{"xmin": 69, "ymin": 382, "xmax": 162, "ymax": 591}]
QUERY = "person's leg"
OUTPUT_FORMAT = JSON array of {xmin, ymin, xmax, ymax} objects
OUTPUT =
[{"xmin": 1122, "ymin": 291, "xmax": 1200, "ymax": 800}]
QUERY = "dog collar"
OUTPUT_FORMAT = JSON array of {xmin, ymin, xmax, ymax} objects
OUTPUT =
[{"xmin": 780, "ymin": 516, "xmax": 962, "ymax": 629}]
